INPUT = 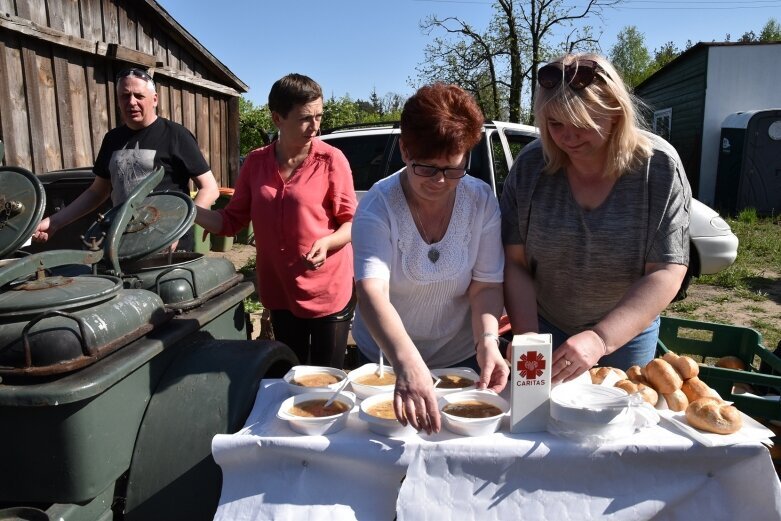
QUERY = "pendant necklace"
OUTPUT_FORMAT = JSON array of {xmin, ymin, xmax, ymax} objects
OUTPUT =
[{"xmin": 410, "ymin": 191, "xmax": 453, "ymax": 264}]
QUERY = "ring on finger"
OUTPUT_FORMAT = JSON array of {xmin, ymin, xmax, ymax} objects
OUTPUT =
[{"xmin": 564, "ymin": 359, "xmax": 572, "ymax": 367}]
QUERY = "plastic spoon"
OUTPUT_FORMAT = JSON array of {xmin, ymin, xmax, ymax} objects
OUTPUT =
[
  {"xmin": 323, "ymin": 377, "xmax": 350, "ymax": 408},
  {"xmin": 378, "ymin": 350, "xmax": 385, "ymax": 378}
]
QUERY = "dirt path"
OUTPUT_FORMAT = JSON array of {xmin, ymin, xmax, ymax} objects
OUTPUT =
[
  {"xmin": 664, "ymin": 273, "xmax": 781, "ymax": 350},
  {"xmin": 206, "ymin": 242, "xmax": 256, "ymax": 271}
]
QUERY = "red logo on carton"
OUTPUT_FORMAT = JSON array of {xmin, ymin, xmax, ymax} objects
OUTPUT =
[{"xmin": 518, "ymin": 351, "xmax": 546, "ymax": 380}]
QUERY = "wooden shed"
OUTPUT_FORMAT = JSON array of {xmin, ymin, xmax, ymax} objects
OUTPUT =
[
  {"xmin": 0, "ymin": 0, "xmax": 247, "ymax": 188},
  {"xmin": 634, "ymin": 41, "xmax": 781, "ymax": 206}
]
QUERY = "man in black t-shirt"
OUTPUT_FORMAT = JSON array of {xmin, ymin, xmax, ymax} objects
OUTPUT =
[{"xmin": 32, "ymin": 68, "xmax": 218, "ymax": 251}]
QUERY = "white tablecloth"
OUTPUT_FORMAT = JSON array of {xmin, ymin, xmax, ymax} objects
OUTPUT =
[{"xmin": 212, "ymin": 380, "xmax": 781, "ymax": 520}]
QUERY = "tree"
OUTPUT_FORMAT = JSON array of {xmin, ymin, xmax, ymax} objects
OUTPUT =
[
  {"xmin": 416, "ymin": 14, "xmax": 507, "ymax": 119},
  {"xmin": 609, "ymin": 26, "xmax": 651, "ymax": 88},
  {"xmin": 368, "ymin": 88, "xmax": 383, "ymax": 115},
  {"xmin": 322, "ymin": 96, "xmax": 361, "ymax": 130},
  {"xmin": 759, "ymin": 18, "xmax": 781, "ymax": 42},
  {"xmin": 647, "ymin": 41, "xmax": 680, "ymax": 76},
  {"xmin": 738, "ymin": 30, "xmax": 757, "ymax": 43},
  {"xmin": 381, "ymin": 92, "xmax": 406, "ymax": 115},
  {"xmin": 238, "ymin": 97, "xmax": 272, "ymax": 155},
  {"xmin": 416, "ymin": 0, "xmax": 621, "ymax": 124}
]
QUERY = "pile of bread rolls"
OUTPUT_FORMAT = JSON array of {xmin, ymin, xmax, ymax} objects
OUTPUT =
[{"xmin": 589, "ymin": 352, "xmax": 743, "ymax": 435}]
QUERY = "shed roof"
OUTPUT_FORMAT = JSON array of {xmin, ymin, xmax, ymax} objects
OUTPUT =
[
  {"xmin": 636, "ymin": 41, "xmax": 781, "ymax": 91},
  {"xmin": 143, "ymin": 0, "xmax": 248, "ymax": 92}
]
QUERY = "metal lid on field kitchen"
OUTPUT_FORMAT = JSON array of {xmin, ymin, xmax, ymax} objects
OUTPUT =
[
  {"xmin": 82, "ymin": 167, "xmax": 196, "ymax": 274},
  {"xmin": 0, "ymin": 274, "xmax": 122, "ymax": 315},
  {"xmin": 0, "ymin": 166, "xmax": 46, "ymax": 258}
]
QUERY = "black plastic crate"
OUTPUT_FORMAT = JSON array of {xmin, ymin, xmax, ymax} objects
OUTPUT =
[{"xmin": 656, "ymin": 316, "xmax": 781, "ymax": 421}]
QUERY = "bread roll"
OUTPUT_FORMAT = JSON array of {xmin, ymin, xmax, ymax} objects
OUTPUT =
[
  {"xmin": 685, "ymin": 397, "xmax": 742, "ymax": 434},
  {"xmin": 716, "ymin": 356, "xmax": 747, "ymax": 371},
  {"xmin": 681, "ymin": 376, "xmax": 721, "ymax": 402},
  {"xmin": 662, "ymin": 390, "xmax": 689, "ymax": 412},
  {"xmin": 662, "ymin": 351, "xmax": 679, "ymax": 362},
  {"xmin": 642, "ymin": 358, "xmax": 683, "ymax": 394},
  {"xmin": 615, "ymin": 379, "xmax": 659, "ymax": 406},
  {"xmin": 662, "ymin": 353, "xmax": 699, "ymax": 380},
  {"xmin": 589, "ymin": 367, "xmax": 628, "ymax": 384},
  {"xmin": 674, "ymin": 356, "xmax": 700, "ymax": 380},
  {"xmin": 625, "ymin": 365, "xmax": 647, "ymax": 385}
]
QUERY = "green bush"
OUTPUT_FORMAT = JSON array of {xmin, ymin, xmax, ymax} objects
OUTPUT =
[{"xmin": 737, "ymin": 207, "xmax": 758, "ymax": 224}]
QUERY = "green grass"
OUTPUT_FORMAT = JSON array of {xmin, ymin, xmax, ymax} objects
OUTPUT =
[
  {"xmin": 751, "ymin": 319, "xmax": 781, "ymax": 348},
  {"xmin": 239, "ymin": 256, "xmax": 257, "ymax": 277},
  {"xmin": 689, "ymin": 212, "xmax": 781, "ymax": 349},
  {"xmin": 667, "ymin": 299, "xmax": 703, "ymax": 315},
  {"xmin": 244, "ymin": 294, "xmax": 263, "ymax": 314},
  {"xmin": 238, "ymin": 256, "xmax": 261, "ymax": 313},
  {"xmin": 696, "ymin": 214, "xmax": 781, "ymax": 290}
]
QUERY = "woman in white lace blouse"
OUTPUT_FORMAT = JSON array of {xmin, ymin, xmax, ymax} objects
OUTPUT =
[{"xmin": 352, "ymin": 84, "xmax": 508, "ymax": 434}]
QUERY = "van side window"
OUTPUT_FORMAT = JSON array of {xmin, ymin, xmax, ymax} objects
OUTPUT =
[
  {"xmin": 495, "ymin": 130, "xmax": 536, "ymax": 197},
  {"xmin": 326, "ymin": 134, "xmax": 390, "ymax": 191},
  {"xmin": 490, "ymin": 133, "xmax": 508, "ymax": 197},
  {"xmin": 387, "ymin": 138, "xmax": 406, "ymax": 175}
]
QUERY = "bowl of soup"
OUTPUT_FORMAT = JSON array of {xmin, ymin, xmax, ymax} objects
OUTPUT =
[
  {"xmin": 359, "ymin": 392, "xmax": 417, "ymax": 438},
  {"xmin": 283, "ymin": 365, "xmax": 349, "ymax": 396},
  {"xmin": 277, "ymin": 390, "xmax": 356, "ymax": 435},
  {"xmin": 347, "ymin": 363, "xmax": 396, "ymax": 399},
  {"xmin": 431, "ymin": 367, "xmax": 479, "ymax": 396},
  {"xmin": 438, "ymin": 390, "xmax": 509, "ymax": 436}
]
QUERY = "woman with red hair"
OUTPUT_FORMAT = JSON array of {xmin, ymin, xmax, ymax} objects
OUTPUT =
[{"xmin": 352, "ymin": 83, "xmax": 508, "ymax": 434}]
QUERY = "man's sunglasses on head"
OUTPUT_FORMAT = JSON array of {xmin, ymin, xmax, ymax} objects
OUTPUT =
[
  {"xmin": 537, "ymin": 60, "xmax": 601, "ymax": 91},
  {"xmin": 116, "ymin": 68, "xmax": 155, "ymax": 84}
]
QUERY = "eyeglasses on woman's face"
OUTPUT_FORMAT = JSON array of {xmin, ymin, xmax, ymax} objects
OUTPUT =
[
  {"xmin": 410, "ymin": 152, "xmax": 471, "ymax": 179},
  {"xmin": 537, "ymin": 60, "xmax": 601, "ymax": 90}
]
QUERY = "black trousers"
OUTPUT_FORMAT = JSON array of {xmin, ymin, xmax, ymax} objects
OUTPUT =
[{"xmin": 269, "ymin": 296, "xmax": 355, "ymax": 369}]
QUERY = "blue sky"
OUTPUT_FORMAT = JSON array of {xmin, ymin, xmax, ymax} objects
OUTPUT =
[{"xmin": 156, "ymin": 0, "xmax": 780, "ymax": 106}]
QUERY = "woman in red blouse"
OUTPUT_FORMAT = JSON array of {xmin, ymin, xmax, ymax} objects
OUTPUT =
[{"xmin": 196, "ymin": 74, "xmax": 358, "ymax": 368}]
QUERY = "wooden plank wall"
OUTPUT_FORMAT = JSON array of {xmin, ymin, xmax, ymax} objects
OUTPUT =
[{"xmin": 0, "ymin": 0, "xmax": 239, "ymax": 187}]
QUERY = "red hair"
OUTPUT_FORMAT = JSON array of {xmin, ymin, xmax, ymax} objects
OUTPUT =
[{"xmin": 400, "ymin": 83, "xmax": 483, "ymax": 159}]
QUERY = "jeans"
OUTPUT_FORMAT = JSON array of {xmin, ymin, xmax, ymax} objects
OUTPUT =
[{"xmin": 538, "ymin": 315, "xmax": 660, "ymax": 370}]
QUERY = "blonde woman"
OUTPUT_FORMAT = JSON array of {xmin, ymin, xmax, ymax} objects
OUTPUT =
[{"xmin": 501, "ymin": 53, "xmax": 691, "ymax": 382}]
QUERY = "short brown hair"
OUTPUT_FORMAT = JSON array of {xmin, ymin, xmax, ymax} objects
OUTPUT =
[
  {"xmin": 268, "ymin": 73, "xmax": 323, "ymax": 117},
  {"xmin": 400, "ymin": 83, "xmax": 483, "ymax": 159}
]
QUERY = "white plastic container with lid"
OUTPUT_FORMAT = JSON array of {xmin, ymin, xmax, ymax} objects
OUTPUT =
[{"xmin": 548, "ymin": 383, "xmax": 660, "ymax": 444}]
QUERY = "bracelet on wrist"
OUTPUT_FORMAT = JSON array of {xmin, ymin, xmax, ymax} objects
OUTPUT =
[
  {"xmin": 475, "ymin": 332, "xmax": 501, "ymax": 352},
  {"xmin": 590, "ymin": 329, "xmax": 608, "ymax": 356}
]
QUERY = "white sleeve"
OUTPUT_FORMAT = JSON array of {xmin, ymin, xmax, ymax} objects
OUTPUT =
[
  {"xmin": 472, "ymin": 187, "xmax": 504, "ymax": 283},
  {"xmin": 352, "ymin": 198, "xmax": 393, "ymax": 282}
]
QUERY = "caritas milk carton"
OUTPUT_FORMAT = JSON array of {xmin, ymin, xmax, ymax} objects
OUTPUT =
[{"xmin": 510, "ymin": 333, "xmax": 552, "ymax": 433}]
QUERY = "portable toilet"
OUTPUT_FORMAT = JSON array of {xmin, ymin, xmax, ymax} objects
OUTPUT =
[{"xmin": 715, "ymin": 109, "xmax": 781, "ymax": 215}]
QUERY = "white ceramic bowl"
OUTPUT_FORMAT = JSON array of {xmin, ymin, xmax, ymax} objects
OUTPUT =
[
  {"xmin": 347, "ymin": 363, "xmax": 396, "ymax": 400},
  {"xmin": 276, "ymin": 390, "xmax": 356, "ymax": 436},
  {"xmin": 438, "ymin": 390, "xmax": 510, "ymax": 437},
  {"xmin": 431, "ymin": 367, "xmax": 479, "ymax": 396},
  {"xmin": 283, "ymin": 365, "xmax": 349, "ymax": 396},
  {"xmin": 359, "ymin": 392, "xmax": 417, "ymax": 438},
  {"xmin": 549, "ymin": 383, "xmax": 631, "ymax": 425}
]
